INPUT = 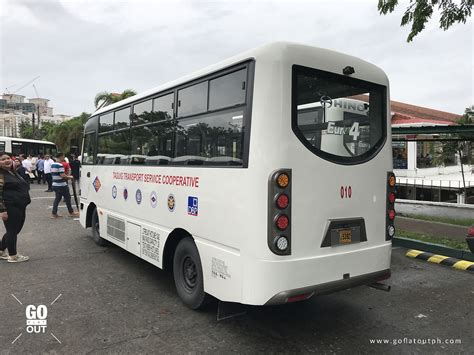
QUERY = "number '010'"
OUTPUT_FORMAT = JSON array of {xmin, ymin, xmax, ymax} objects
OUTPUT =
[{"xmin": 340, "ymin": 186, "xmax": 352, "ymax": 199}]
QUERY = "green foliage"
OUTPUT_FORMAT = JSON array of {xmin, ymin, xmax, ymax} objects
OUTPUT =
[
  {"xmin": 396, "ymin": 229, "xmax": 470, "ymax": 251},
  {"xmin": 94, "ymin": 89, "xmax": 137, "ymax": 108},
  {"xmin": 20, "ymin": 112, "xmax": 91, "ymax": 154},
  {"xmin": 378, "ymin": 0, "xmax": 473, "ymax": 42},
  {"xmin": 398, "ymin": 213, "xmax": 474, "ymax": 226}
]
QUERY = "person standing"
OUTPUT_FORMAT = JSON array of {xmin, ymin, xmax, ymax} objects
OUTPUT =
[
  {"xmin": 43, "ymin": 154, "xmax": 54, "ymax": 192},
  {"xmin": 0, "ymin": 153, "xmax": 31, "ymax": 263},
  {"xmin": 36, "ymin": 155, "xmax": 44, "ymax": 184},
  {"xmin": 31, "ymin": 154, "xmax": 37, "ymax": 181},
  {"xmin": 17, "ymin": 155, "xmax": 30, "ymax": 189},
  {"xmin": 70, "ymin": 154, "xmax": 81, "ymax": 189},
  {"xmin": 51, "ymin": 153, "xmax": 79, "ymax": 218}
]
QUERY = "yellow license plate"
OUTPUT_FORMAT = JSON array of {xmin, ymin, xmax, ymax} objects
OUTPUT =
[{"xmin": 339, "ymin": 229, "xmax": 352, "ymax": 244}]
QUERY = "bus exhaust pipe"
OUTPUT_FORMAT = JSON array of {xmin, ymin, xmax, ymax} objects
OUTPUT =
[{"xmin": 369, "ymin": 282, "xmax": 391, "ymax": 292}]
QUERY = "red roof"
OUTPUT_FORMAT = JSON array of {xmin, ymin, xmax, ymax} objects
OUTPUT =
[
  {"xmin": 351, "ymin": 95, "xmax": 462, "ymax": 125},
  {"xmin": 391, "ymin": 113, "xmax": 456, "ymax": 126},
  {"xmin": 390, "ymin": 99, "xmax": 461, "ymax": 123}
]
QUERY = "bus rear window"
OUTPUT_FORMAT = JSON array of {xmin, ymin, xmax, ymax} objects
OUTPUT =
[{"xmin": 292, "ymin": 65, "xmax": 386, "ymax": 164}]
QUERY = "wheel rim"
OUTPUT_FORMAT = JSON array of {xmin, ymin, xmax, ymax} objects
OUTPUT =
[{"xmin": 182, "ymin": 256, "xmax": 197, "ymax": 291}]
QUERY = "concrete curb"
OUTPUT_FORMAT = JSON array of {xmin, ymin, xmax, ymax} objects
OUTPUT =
[
  {"xmin": 405, "ymin": 249, "xmax": 474, "ymax": 273},
  {"xmin": 393, "ymin": 236, "xmax": 474, "ymax": 262}
]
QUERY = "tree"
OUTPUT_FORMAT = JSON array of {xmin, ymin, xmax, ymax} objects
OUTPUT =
[
  {"xmin": 19, "ymin": 121, "xmax": 34, "ymax": 139},
  {"xmin": 378, "ymin": 0, "xmax": 473, "ymax": 42},
  {"xmin": 94, "ymin": 89, "xmax": 137, "ymax": 109}
]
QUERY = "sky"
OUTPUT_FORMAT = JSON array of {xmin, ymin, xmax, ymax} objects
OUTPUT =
[{"xmin": 0, "ymin": 0, "xmax": 472, "ymax": 116}]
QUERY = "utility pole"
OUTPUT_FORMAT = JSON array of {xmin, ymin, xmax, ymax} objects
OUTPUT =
[
  {"xmin": 37, "ymin": 104, "xmax": 41, "ymax": 132},
  {"xmin": 32, "ymin": 112, "xmax": 36, "ymax": 137}
]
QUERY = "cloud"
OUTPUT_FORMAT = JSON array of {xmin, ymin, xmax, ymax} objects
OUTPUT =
[{"xmin": 1, "ymin": 0, "xmax": 472, "ymax": 115}]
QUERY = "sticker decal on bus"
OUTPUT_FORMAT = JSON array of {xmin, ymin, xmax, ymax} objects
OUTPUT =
[
  {"xmin": 92, "ymin": 176, "xmax": 101, "ymax": 192},
  {"xmin": 150, "ymin": 191, "xmax": 158, "ymax": 208},
  {"xmin": 123, "ymin": 187, "xmax": 128, "ymax": 201},
  {"xmin": 211, "ymin": 257, "xmax": 231, "ymax": 280},
  {"xmin": 112, "ymin": 185, "xmax": 117, "ymax": 199},
  {"xmin": 136, "ymin": 189, "xmax": 142, "ymax": 205},
  {"xmin": 326, "ymin": 121, "xmax": 361, "ymax": 141},
  {"xmin": 167, "ymin": 194, "xmax": 175, "ymax": 212},
  {"xmin": 187, "ymin": 196, "xmax": 198, "ymax": 216}
]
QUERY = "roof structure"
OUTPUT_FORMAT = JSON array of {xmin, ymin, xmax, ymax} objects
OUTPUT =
[{"xmin": 391, "ymin": 99, "xmax": 462, "ymax": 127}]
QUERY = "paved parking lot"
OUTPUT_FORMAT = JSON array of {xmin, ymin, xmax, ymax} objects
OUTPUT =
[{"xmin": 0, "ymin": 185, "xmax": 472, "ymax": 353}]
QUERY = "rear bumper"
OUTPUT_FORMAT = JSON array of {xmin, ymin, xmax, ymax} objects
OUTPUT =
[
  {"xmin": 264, "ymin": 268, "xmax": 390, "ymax": 305},
  {"xmin": 241, "ymin": 242, "xmax": 392, "ymax": 305}
]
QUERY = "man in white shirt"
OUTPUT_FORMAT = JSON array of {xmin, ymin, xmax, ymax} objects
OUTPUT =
[
  {"xmin": 22, "ymin": 155, "xmax": 32, "ymax": 172},
  {"xmin": 43, "ymin": 154, "xmax": 54, "ymax": 192}
]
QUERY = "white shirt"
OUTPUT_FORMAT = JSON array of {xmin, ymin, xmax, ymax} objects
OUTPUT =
[
  {"xmin": 22, "ymin": 159, "xmax": 32, "ymax": 172},
  {"xmin": 44, "ymin": 158, "xmax": 54, "ymax": 174}
]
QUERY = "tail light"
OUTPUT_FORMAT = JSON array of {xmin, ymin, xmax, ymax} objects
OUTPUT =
[
  {"xmin": 468, "ymin": 226, "xmax": 474, "ymax": 237},
  {"xmin": 386, "ymin": 172, "xmax": 396, "ymax": 240},
  {"xmin": 268, "ymin": 169, "xmax": 292, "ymax": 255},
  {"xmin": 275, "ymin": 194, "xmax": 289, "ymax": 209}
]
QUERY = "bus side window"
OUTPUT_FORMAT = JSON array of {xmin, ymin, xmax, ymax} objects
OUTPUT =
[
  {"xmin": 177, "ymin": 82, "xmax": 208, "ymax": 118},
  {"xmin": 175, "ymin": 110, "xmax": 244, "ymax": 165},
  {"xmin": 131, "ymin": 121, "xmax": 174, "ymax": 165},
  {"xmin": 97, "ymin": 132, "xmax": 130, "ymax": 165},
  {"xmin": 82, "ymin": 133, "xmax": 96, "ymax": 165},
  {"xmin": 209, "ymin": 69, "xmax": 247, "ymax": 111}
]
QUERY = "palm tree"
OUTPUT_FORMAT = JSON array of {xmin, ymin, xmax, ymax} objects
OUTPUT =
[{"xmin": 94, "ymin": 89, "xmax": 137, "ymax": 109}]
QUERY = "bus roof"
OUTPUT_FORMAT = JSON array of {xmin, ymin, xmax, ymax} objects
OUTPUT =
[
  {"xmin": 92, "ymin": 41, "xmax": 388, "ymax": 117},
  {"xmin": 0, "ymin": 136, "xmax": 56, "ymax": 145}
]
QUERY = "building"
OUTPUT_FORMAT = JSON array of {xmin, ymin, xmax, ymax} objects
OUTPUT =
[
  {"xmin": 0, "ymin": 94, "xmax": 36, "ymax": 136},
  {"xmin": 390, "ymin": 101, "xmax": 473, "ymax": 204},
  {"xmin": 0, "ymin": 93, "xmax": 72, "ymax": 137}
]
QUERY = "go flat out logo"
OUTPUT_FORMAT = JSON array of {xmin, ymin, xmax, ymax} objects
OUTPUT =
[
  {"xmin": 10, "ymin": 293, "xmax": 62, "ymax": 345},
  {"xmin": 26, "ymin": 305, "xmax": 47, "ymax": 333}
]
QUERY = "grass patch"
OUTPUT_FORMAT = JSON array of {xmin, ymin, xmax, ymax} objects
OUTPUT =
[
  {"xmin": 396, "ymin": 229, "xmax": 469, "ymax": 251},
  {"xmin": 398, "ymin": 213, "xmax": 474, "ymax": 227}
]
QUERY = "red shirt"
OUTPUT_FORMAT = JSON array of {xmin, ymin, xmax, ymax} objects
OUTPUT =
[{"xmin": 61, "ymin": 161, "xmax": 71, "ymax": 175}]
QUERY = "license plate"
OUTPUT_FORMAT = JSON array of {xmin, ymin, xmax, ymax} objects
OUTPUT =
[{"xmin": 339, "ymin": 229, "xmax": 352, "ymax": 244}]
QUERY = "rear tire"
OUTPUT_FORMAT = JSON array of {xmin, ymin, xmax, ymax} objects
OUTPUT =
[
  {"xmin": 173, "ymin": 237, "xmax": 210, "ymax": 309},
  {"xmin": 91, "ymin": 208, "xmax": 108, "ymax": 246}
]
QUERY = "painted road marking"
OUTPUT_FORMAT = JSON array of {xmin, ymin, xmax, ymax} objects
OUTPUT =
[{"xmin": 406, "ymin": 249, "xmax": 474, "ymax": 273}]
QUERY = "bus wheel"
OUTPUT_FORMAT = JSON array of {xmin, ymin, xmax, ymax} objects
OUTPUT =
[
  {"xmin": 91, "ymin": 208, "xmax": 108, "ymax": 247},
  {"xmin": 173, "ymin": 237, "xmax": 210, "ymax": 309}
]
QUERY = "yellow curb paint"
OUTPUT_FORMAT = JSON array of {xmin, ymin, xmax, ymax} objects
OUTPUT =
[
  {"xmin": 427, "ymin": 254, "xmax": 450, "ymax": 264},
  {"xmin": 452, "ymin": 260, "xmax": 474, "ymax": 271},
  {"xmin": 406, "ymin": 250, "xmax": 423, "ymax": 258}
]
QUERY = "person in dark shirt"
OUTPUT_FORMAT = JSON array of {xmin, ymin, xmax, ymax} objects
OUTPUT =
[
  {"xmin": 70, "ymin": 154, "xmax": 81, "ymax": 190},
  {"xmin": 0, "ymin": 153, "xmax": 31, "ymax": 263},
  {"xmin": 70, "ymin": 155, "xmax": 80, "ymax": 179}
]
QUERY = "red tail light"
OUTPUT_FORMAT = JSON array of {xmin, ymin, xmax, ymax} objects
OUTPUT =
[
  {"xmin": 388, "ymin": 209, "xmax": 396, "ymax": 220},
  {"xmin": 388, "ymin": 192, "xmax": 396, "ymax": 203},
  {"xmin": 467, "ymin": 226, "xmax": 474, "ymax": 237},
  {"xmin": 275, "ymin": 214, "xmax": 289, "ymax": 230},
  {"xmin": 276, "ymin": 194, "xmax": 289, "ymax": 209},
  {"xmin": 287, "ymin": 293, "xmax": 313, "ymax": 303}
]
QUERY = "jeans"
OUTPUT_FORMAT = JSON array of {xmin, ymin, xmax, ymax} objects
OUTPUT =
[
  {"xmin": 45, "ymin": 173, "xmax": 52, "ymax": 190},
  {"xmin": 52, "ymin": 185, "xmax": 74, "ymax": 215},
  {"xmin": 1, "ymin": 205, "xmax": 26, "ymax": 256}
]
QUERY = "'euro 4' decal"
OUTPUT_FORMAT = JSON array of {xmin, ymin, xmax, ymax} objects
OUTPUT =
[
  {"xmin": 327, "ymin": 121, "xmax": 360, "ymax": 141},
  {"xmin": 187, "ymin": 196, "xmax": 198, "ymax": 216}
]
